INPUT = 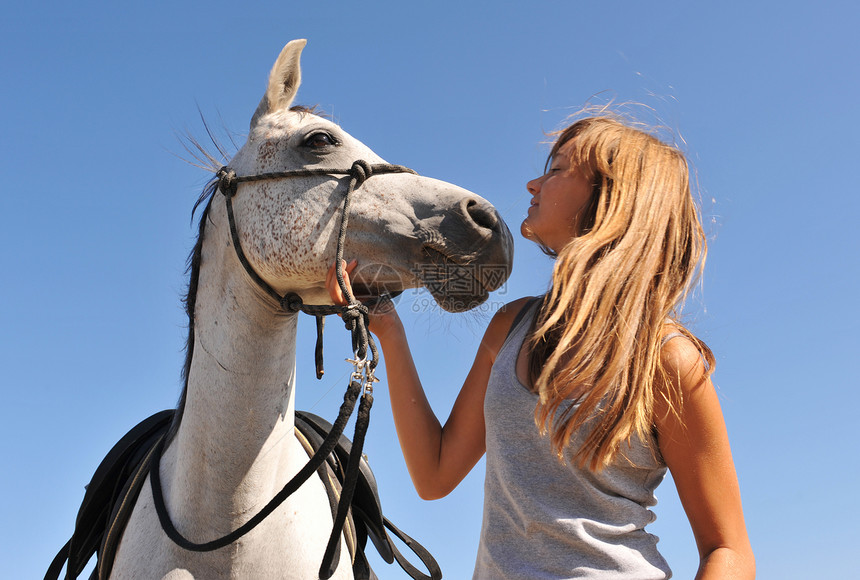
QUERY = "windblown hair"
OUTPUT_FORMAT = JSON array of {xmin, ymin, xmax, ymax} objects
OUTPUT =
[{"xmin": 526, "ymin": 115, "xmax": 715, "ymax": 470}]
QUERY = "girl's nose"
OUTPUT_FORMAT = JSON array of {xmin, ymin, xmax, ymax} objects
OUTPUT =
[{"xmin": 527, "ymin": 176, "xmax": 542, "ymax": 195}]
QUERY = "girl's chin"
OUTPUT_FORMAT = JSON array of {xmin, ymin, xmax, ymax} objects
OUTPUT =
[{"xmin": 520, "ymin": 220, "xmax": 534, "ymax": 239}]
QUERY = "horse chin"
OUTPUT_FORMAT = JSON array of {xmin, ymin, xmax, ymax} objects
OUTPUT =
[
  {"xmin": 352, "ymin": 280, "xmax": 488, "ymax": 313},
  {"xmin": 349, "ymin": 266, "xmax": 490, "ymax": 313},
  {"xmin": 348, "ymin": 264, "xmax": 410, "ymax": 305},
  {"xmin": 349, "ymin": 283, "xmax": 403, "ymax": 306},
  {"xmin": 427, "ymin": 288, "xmax": 490, "ymax": 313},
  {"xmin": 416, "ymin": 247, "xmax": 498, "ymax": 313}
]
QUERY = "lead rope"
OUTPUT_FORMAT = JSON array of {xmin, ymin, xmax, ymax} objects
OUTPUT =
[
  {"xmin": 321, "ymin": 360, "xmax": 375, "ymax": 578},
  {"xmin": 149, "ymin": 161, "xmax": 414, "ymax": 578}
]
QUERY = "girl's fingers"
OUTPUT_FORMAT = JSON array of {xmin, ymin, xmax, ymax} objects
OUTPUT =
[
  {"xmin": 338, "ymin": 259, "xmax": 358, "ymax": 298},
  {"xmin": 343, "ymin": 259, "xmax": 357, "ymax": 287},
  {"xmin": 326, "ymin": 258, "xmax": 400, "ymax": 337},
  {"xmin": 326, "ymin": 259, "xmax": 358, "ymax": 306},
  {"xmin": 326, "ymin": 260, "xmax": 344, "ymax": 305}
]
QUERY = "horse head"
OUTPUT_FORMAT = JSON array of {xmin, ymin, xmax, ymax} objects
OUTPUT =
[{"xmin": 220, "ymin": 39, "xmax": 513, "ymax": 312}]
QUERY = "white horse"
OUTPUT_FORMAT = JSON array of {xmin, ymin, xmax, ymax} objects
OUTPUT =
[{"xmin": 92, "ymin": 39, "xmax": 512, "ymax": 579}]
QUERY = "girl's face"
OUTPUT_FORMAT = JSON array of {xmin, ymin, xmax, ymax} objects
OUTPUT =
[{"xmin": 521, "ymin": 139, "xmax": 594, "ymax": 253}]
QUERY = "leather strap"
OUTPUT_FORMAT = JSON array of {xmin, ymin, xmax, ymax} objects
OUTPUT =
[{"xmin": 48, "ymin": 409, "xmax": 441, "ymax": 580}]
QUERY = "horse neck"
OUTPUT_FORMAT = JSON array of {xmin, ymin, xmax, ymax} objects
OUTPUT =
[{"xmin": 164, "ymin": 213, "xmax": 302, "ymax": 522}]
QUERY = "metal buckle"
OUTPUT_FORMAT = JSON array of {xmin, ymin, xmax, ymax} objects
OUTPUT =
[
  {"xmin": 346, "ymin": 356, "xmax": 379, "ymax": 394},
  {"xmin": 346, "ymin": 356, "xmax": 367, "ymax": 381}
]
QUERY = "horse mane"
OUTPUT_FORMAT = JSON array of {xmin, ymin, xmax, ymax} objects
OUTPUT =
[
  {"xmin": 166, "ymin": 180, "xmax": 218, "ymax": 444},
  {"xmin": 166, "ymin": 104, "xmax": 322, "ymax": 444}
]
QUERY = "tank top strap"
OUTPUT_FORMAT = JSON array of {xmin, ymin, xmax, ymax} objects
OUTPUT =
[
  {"xmin": 660, "ymin": 331, "xmax": 711, "ymax": 372},
  {"xmin": 503, "ymin": 296, "xmax": 542, "ymax": 345},
  {"xmin": 660, "ymin": 332, "xmax": 687, "ymax": 345}
]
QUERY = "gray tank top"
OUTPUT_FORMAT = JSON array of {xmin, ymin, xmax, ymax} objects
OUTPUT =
[{"xmin": 473, "ymin": 302, "xmax": 672, "ymax": 579}]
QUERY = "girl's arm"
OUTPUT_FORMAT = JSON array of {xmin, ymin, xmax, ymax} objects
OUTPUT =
[
  {"xmin": 655, "ymin": 337, "xmax": 756, "ymax": 579},
  {"xmin": 327, "ymin": 261, "xmax": 529, "ymax": 499}
]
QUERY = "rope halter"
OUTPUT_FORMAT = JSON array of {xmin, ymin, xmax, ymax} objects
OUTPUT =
[{"xmin": 149, "ymin": 160, "xmax": 418, "ymax": 580}]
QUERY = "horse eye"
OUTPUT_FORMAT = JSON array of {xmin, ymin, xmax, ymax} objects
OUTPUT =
[{"xmin": 303, "ymin": 132, "xmax": 337, "ymax": 149}]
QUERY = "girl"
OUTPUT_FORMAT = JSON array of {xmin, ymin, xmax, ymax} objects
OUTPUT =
[{"xmin": 328, "ymin": 115, "xmax": 754, "ymax": 579}]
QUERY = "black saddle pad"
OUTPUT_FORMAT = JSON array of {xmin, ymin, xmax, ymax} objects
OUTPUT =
[{"xmin": 46, "ymin": 410, "xmax": 441, "ymax": 580}]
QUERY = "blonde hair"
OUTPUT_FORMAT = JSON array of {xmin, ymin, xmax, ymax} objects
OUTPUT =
[{"xmin": 527, "ymin": 115, "xmax": 715, "ymax": 470}]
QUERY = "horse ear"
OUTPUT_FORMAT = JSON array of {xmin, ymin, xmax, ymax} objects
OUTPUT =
[{"xmin": 250, "ymin": 39, "xmax": 307, "ymax": 130}]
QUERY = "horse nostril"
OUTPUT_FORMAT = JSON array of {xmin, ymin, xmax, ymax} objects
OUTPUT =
[{"xmin": 465, "ymin": 198, "xmax": 499, "ymax": 232}]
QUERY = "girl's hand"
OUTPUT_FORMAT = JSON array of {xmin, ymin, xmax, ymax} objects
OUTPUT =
[{"xmin": 325, "ymin": 260, "xmax": 403, "ymax": 340}]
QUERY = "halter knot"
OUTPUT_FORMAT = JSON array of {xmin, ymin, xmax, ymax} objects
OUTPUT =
[
  {"xmin": 340, "ymin": 302, "xmax": 367, "ymax": 330},
  {"xmin": 217, "ymin": 167, "xmax": 239, "ymax": 199},
  {"xmin": 349, "ymin": 160, "xmax": 373, "ymax": 188},
  {"xmin": 281, "ymin": 292, "xmax": 304, "ymax": 312},
  {"xmin": 341, "ymin": 302, "xmax": 372, "ymax": 361}
]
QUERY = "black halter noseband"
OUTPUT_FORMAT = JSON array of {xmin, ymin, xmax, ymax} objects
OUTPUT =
[
  {"xmin": 148, "ymin": 159, "xmax": 417, "ymax": 579},
  {"xmin": 219, "ymin": 159, "xmax": 417, "ymax": 377}
]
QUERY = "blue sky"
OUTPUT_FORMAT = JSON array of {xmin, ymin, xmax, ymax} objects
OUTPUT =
[{"xmin": 2, "ymin": 2, "xmax": 858, "ymax": 578}]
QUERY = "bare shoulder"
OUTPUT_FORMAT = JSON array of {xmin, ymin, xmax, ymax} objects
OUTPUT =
[
  {"xmin": 488, "ymin": 296, "xmax": 538, "ymax": 336},
  {"xmin": 480, "ymin": 297, "xmax": 538, "ymax": 362},
  {"xmin": 659, "ymin": 328, "xmax": 712, "ymax": 395}
]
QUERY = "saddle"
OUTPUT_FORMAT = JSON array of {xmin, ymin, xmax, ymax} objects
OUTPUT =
[{"xmin": 46, "ymin": 410, "xmax": 441, "ymax": 580}]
